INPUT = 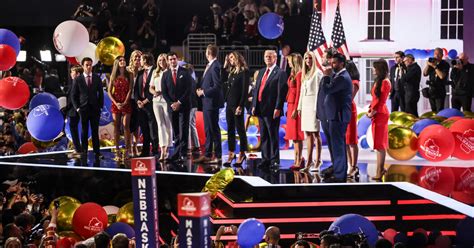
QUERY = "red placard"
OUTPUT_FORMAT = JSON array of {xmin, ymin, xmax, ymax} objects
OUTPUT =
[
  {"xmin": 131, "ymin": 157, "xmax": 156, "ymax": 176},
  {"xmin": 178, "ymin": 193, "xmax": 211, "ymax": 218}
]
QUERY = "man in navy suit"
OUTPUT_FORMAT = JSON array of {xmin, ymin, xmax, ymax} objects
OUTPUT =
[
  {"xmin": 71, "ymin": 57, "xmax": 104, "ymax": 158},
  {"xmin": 133, "ymin": 53, "xmax": 158, "ymax": 157},
  {"xmin": 252, "ymin": 50, "xmax": 288, "ymax": 169},
  {"xmin": 195, "ymin": 44, "xmax": 224, "ymax": 163},
  {"xmin": 161, "ymin": 52, "xmax": 193, "ymax": 162},
  {"xmin": 319, "ymin": 53, "xmax": 353, "ymax": 182}
]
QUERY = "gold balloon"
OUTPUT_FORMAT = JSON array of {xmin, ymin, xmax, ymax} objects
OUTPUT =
[
  {"xmin": 108, "ymin": 214, "xmax": 117, "ymax": 225},
  {"xmin": 441, "ymin": 119, "xmax": 458, "ymax": 128},
  {"xmin": 116, "ymin": 202, "xmax": 134, "ymax": 225},
  {"xmin": 96, "ymin": 37, "xmax": 125, "ymax": 66},
  {"xmin": 202, "ymin": 168, "xmax": 235, "ymax": 199},
  {"xmin": 389, "ymin": 111, "xmax": 405, "ymax": 121},
  {"xmin": 388, "ymin": 124, "xmax": 400, "ymax": 131},
  {"xmin": 31, "ymin": 132, "xmax": 64, "ymax": 149},
  {"xmin": 430, "ymin": 115, "xmax": 447, "ymax": 123},
  {"xmin": 48, "ymin": 196, "xmax": 81, "ymax": 231},
  {"xmin": 387, "ymin": 127, "xmax": 418, "ymax": 161},
  {"xmin": 392, "ymin": 114, "xmax": 418, "ymax": 127},
  {"xmin": 420, "ymin": 111, "xmax": 437, "ymax": 119},
  {"xmin": 249, "ymin": 116, "xmax": 259, "ymax": 126},
  {"xmin": 385, "ymin": 164, "xmax": 419, "ymax": 183},
  {"xmin": 357, "ymin": 112, "xmax": 367, "ymax": 120},
  {"xmin": 463, "ymin": 111, "xmax": 474, "ymax": 118},
  {"xmin": 58, "ymin": 231, "xmax": 83, "ymax": 243},
  {"xmin": 88, "ymin": 139, "xmax": 115, "ymax": 148}
]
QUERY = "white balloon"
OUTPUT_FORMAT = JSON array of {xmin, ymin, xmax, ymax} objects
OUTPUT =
[
  {"xmin": 366, "ymin": 123, "xmax": 374, "ymax": 150},
  {"xmin": 76, "ymin": 42, "xmax": 98, "ymax": 66},
  {"xmin": 58, "ymin": 96, "xmax": 67, "ymax": 110},
  {"xmin": 99, "ymin": 122, "xmax": 114, "ymax": 141},
  {"xmin": 53, "ymin": 20, "xmax": 89, "ymax": 57},
  {"xmin": 103, "ymin": 205, "xmax": 119, "ymax": 215}
]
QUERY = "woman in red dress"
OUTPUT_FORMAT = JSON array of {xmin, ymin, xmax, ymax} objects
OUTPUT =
[
  {"xmin": 345, "ymin": 61, "xmax": 360, "ymax": 178},
  {"xmin": 285, "ymin": 53, "xmax": 305, "ymax": 170},
  {"xmin": 108, "ymin": 56, "xmax": 134, "ymax": 159},
  {"xmin": 367, "ymin": 59, "xmax": 391, "ymax": 180}
]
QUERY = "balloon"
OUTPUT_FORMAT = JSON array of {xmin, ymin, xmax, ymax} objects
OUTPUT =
[
  {"xmin": 96, "ymin": 37, "xmax": 125, "ymax": 66},
  {"xmin": 57, "ymin": 237, "xmax": 73, "ymax": 248},
  {"xmin": 72, "ymin": 202, "xmax": 108, "ymax": 238},
  {"xmin": 420, "ymin": 111, "xmax": 436, "ymax": 119},
  {"xmin": 357, "ymin": 112, "xmax": 367, "ymax": 120},
  {"xmin": 65, "ymin": 116, "xmax": 91, "ymax": 141},
  {"xmin": 448, "ymin": 49, "xmax": 458, "ymax": 59},
  {"xmin": 366, "ymin": 124, "xmax": 374, "ymax": 149},
  {"xmin": 249, "ymin": 116, "xmax": 259, "ymax": 126},
  {"xmin": 437, "ymin": 108, "xmax": 464, "ymax": 118},
  {"xmin": 0, "ymin": 44, "xmax": 16, "ymax": 71},
  {"xmin": 58, "ymin": 96, "xmax": 67, "ymax": 110},
  {"xmin": 357, "ymin": 115, "xmax": 372, "ymax": 137},
  {"xmin": 58, "ymin": 231, "xmax": 83, "ymax": 244},
  {"xmin": 202, "ymin": 168, "xmax": 235, "ymax": 199},
  {"xmin": 385, "ymin": 164, "xmax": 419, "ymax": 183},
  {"xmin": 76, "ymin": 42, "xmax": 99, "ymax": 66},
  {"xmin": 17, "ymin": 142, "xmax": 38, "ymax": 154},
  {"xmin": 29, "ymin": 92, "xmax": 60, "ymax": 110},
  {"xmin": 280, "ymin": 116, "xmax": 287, "ymax": 125},
  {"xmin": 417, "ymin": 125, "xmax": 454, "ymax": 162},
  {"xmin": 452, "ymin": 168, "xmax": 474, "ymax": 194},
  {"xmin": 218, "ymin": 107, "xmax": 228, "ymax": 131},
  {"xmin": 358, "ymin": 135, "xmax": 370, "ymax": 149},
  {"xmin": 248, "ymin": 136, "xmax": 259, "ymax": 150},
  {"xmin": 66, "ymin": 56, "xmax": 79, "ymax": 65},
  {"xmin": 449, "ymin": 119, "xmax": 474, "ymax": 160},
  {"xmin": 388, "ymin": 127, "xmax": 418, "ymax": 160},
  {"xmin": 237, "ymin": 218, "xmax": 265, "ymax": 247},
  {"xmin": 0, "ymin": 29, "xmax": 20, "ymax": 55},
  {"xmin": 31, "ymin": 136, "xmax": 61, "ymax": 149},
  {"xmin": 99, "ymin": 123, "xmax": 114, "ymax": 141},
  {"xmin": 27, "ymin": 104, "xmax": 64, "ymax": 142},
  {"xmin": 390, "ymin": 111, "xmax": 405, "ymax": 121},
  {"xmin": 0, "ymin": 77, "xmax": 30, "ymax": 109},
  {"xmin": 103, "ymin": 205, "xmax": 119, "ymax": 215},
  {"xmin": 258, "ymin": 13, "xmax": 284, "ymax": 39},
  {"xmin": 383, "ymin": 228, "xmax": 397, "ymax": 244},
  {"xmin": 388, "ymin": 123, "xmax": 400, "ymax": 131},
  {"xmin": 100, "ymin": 91, "xmax": 113, "ymax": 126},
  {"xmin": 53, "ymin": 20, "xmax": 89, "ymax": 57},
  {"xmin": 106, "ymin": 222, "xmax": 135, "ymax": 238},
  {"xmin": 195, "ymin": 111, "xmax": 206, "ymax": 146},
  {"xmin": 456, "ymin": 217, "xmax": 474, "ymax": 247},
  {"xmin": 430, "ymin": 115, "xmax": 447, "ymax": 123},
  {"xmin": 247, "ymin": 125, "xmax": 258, "ymax": 135},
  {"xmin": 329, "ymin": 214, "xmax": 379, "ymax": 247},
  {"xmin": 463, "ymin": 111, "xmax": 474, "ymax": 118},
  {"xmin": 441, "ymin": 116, "xmax": 462, "ymax": 128},
  {"xmin": 49, "ymin": 196, "xmax": 81, "ymax": 231},
  {"xmin": 418, "ymin": 166, "xmax": 455, "ymax": 196},
  {"xmin": 392, "ymin": 113, "xmax": 417, "ymax": 127},
  {"xmin": 412, "ymin": 119, "xmax": 439, "ymax": 135},
  {"xmin": 320, "ymin": 131, "xmax": 327, "ymax": 146},
  {"xmin": 116, "ymin": 202, "xmax": 134, "ymax": 225}
]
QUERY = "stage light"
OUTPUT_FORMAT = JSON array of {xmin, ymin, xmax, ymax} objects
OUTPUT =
[
  {"xmin": 17, "ymin": 50, "xmax": 27, "ymax": 62},
  {"xmin": 40, "ymin": 50, "xmax": 52, "ymax": 62},
  {"xmin": 55, "ymin": 54, "xmax": 66, "ymax": 62}
]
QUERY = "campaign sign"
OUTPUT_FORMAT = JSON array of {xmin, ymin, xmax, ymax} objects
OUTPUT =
[
  {"xmin": 131, "ymin": 157, "xmax": 159, "ymax": 248},
  {"xmin": 178, "ymin": 193, "xmax": 211, "ymax": 248}
]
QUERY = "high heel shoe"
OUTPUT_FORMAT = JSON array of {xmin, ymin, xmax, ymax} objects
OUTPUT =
[
  {"xmin": 347, "ymin": 166, "xmax": 359, "ymax": 179},
  {"xmin": 290, "ymin": 157, "xmax": 305, "ymax": 171},
  {"xmin": 223, "ymin": 154, "xmax": 237, "ymax": 167},
  {"xmin": 234, "ymin": 154, "xmax": 247, "ymax": 167},
  {"xmin": 371, "ymin": 169, "xmax": 387, "ymax": 181}
]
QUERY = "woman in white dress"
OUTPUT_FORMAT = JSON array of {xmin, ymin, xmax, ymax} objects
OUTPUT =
[
  {"xmin": 297, "ymin": 51, "xmax": 322, "ymax": 171},
  {"xmin": 149, "ymin": 53, "xmax": 173, "ymax": 161}
]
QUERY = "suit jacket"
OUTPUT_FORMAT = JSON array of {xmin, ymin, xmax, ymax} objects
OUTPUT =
[
  {"xmin": 161, "ymin": 66, "xmax": 193, "ymax": 111},
  {"xmin": 226, "ymin": 69, "xmax": 250, "ymax": 109},
  {"xmin": 252, "ymin": 66, "xmax": 288, "ymax": 117},
  {"xmin": 71, "ymin": 73, "xmax": 104, "ymax": 112},
  {"xmin": 320, "ymin": 69, "xmax": 352, "ymax": 122},
  {"xmin": 401, "ymin": 62, "xmax": 421, "ymax": 98},
  {"xmin": 66, "ymin": 80, "xmax": 79, "ymax": 117},
  {"xmin": 201, "ymin": 60, "xmax": 224, "ymax": 110},
  {"xmin": 389, "ymin": 63, "xmax": 406, "ymax": 97},
  {"xmin": 134, "ymin": 66, "xmax": 155, "ymax": 105}
]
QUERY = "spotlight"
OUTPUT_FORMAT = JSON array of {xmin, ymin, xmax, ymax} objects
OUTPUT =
[
  {"xmin": 55, "ymin": 54, "xmax": 66, "ymax": 62},
  {"xmin": 17, "ymin": 50, "xmax": 27, "ymax": 62},
  {"xmin": 40, "ymin": 50, "xmax": 52, "ymax": 62}
]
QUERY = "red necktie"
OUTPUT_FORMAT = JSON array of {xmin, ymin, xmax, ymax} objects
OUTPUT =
[
  {"xmin": 142, "ymin": 69, "xmax": 148, "ymax": 98},
  {"xmin": 87, "ymin": 75, "xmax": 92, "ymax": 87},
  {"xmin": 258, "ymin": 68, "xmax": 270, "ymax": 102},
  {"xmin": 172, "ymin": 69, "xmax": 177, "ymax": 86}
]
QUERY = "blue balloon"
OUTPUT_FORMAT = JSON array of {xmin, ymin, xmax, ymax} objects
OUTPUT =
[
  {"xmin": 27, "ymin": 104, "xmax": 64, "ymax": 142},
  {"xmin": 237, "ymin": 218, "xmax": 265, "ymax": 247},
  {"xmin": 100, "ymin": 91, "xmax": 113, "ymax": 126},
  {"xmin": 258, "ymin": 13, "xmax": 284, "ymax": 39},
  {"xmin": 358, "ymin": 135, "xmax": 370, "ymax": 149},
  {"xmin": 456, "ymin": 217, "xmax": 474, "ymax": 247},
  {"xmin": 106, "ymin": 222, "xmax": 135, "ymax": 238},
  {"xmin": 428, "ymin": 49, "xmax": 435, "ymax": 57},
  {"xmin": 280, "ymin": 116, "xmax": 287, "ymax": 125},
  {"xmin": 29, "ymin": 92, "xmax": 60, "ymax": 110},
  {"xmin": 448, "ymin": 49, "xmax": 458, "ymax": 59},
  {"xmin": 247, "ymin": 125, "xmax": 258, "ymax": 135},
  {"xmin": 357, "ymin": 115, "xmax": 372, "ymax": 138},
  {"xmin": 222, "ymin": 140, "xmax": 229, "ymax": 154},
  {"xmin": 320, "ymin": 131, "xmax": 327, "ymax": 146},
  {"xmin": 0, "ymin": 29, "xmax": 20, "ymax": 55},
  {"xmin": 329, "ymin": 214, "xmax": 379, "ymax": 247},
  {"xmin": 218, "ymin": 107, "xmax": 228, "ymax": 131},
  {"xmin": 404, "ymin": 49, "xmax": 412, "ymax": 55},
  {"xmin": 248, "ymin": 136, "xmax": 258, "ymax": 147},
  {"xmin": 437, "ymin": 108, "xmax": 464, "ymax": 118},
  {"xmin": 64, "ymin": 116, "xmax": 91, "ymax": 141},
  {"xmin": 279, "ymin": 127, "xmax": 285, "ymax": 139},
  {"xmin": 412, "ymin": 119, "xmax": 439, "ymax": 135}
]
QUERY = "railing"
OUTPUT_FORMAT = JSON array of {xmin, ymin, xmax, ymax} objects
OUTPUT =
[{"xmin": 217, "ymin": 45, "xmax": 278, "ymax": 70}]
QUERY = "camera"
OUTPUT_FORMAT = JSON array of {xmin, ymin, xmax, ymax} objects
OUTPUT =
[
  {"xmin": 451, "ymin": 59, "xmax": 461, "ymax": 66},
  {"xmin": 428, "ymin": 57, "xmax": 436, "ymax": 63}
]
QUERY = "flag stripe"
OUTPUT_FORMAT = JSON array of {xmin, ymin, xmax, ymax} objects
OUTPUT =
[
  {"xmin": 331, "ymin": 3, "xmax": 350, "ymax": 59},
  {"xmin": 307, "ymin": 4, "xmax": 328, "ymax": 71}
]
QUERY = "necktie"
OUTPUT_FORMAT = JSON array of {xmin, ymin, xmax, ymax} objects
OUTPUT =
[
  {"xmin": 258, "ymin": 68, "xmax": 271, "ymax": 102},
  {"xmin": 203, "ymin": 63, "xmax": 210, "ymax": 77},
  {"xmin": 142, "ymin": 69, "xmax": 148, "ymax": 98},
  {"xmin": 172, "ymin": 69, "xmax": 177, "ymax": 85},
  {"xmin": 87, "ymin": 75, "xmax": 92, "ymax": 87}
]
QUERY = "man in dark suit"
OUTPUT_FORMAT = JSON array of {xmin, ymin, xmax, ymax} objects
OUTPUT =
[
  {"xmin": 252, "ymin": 50, "xmax": 288, "ymax": 169},
  {"xmin": 401, "ymin": 54, "xmax": 422, "ymax": 117},
  {"xmin": 195, "ymin": 44, "xmax": 224, "ymax": 163},
  {"xmin": 161, "ymin": 51, "xmax": 193, "ymax": 162},
  {"xmin": 320, "ymin": 53, "xmax": 353, "ymax": 182},
  {"xmin": 390, "ymin": 51, "xmax": 406, "ymax": 112},
  {"xmin": 66, "ymin": 65, "xmax": 84, "ymax": 156},
  {"xmin": 71, "ymin": 57, "xmax": 104, "ymax": 158},
  {"xmin": 133, "ymin": 53, "xmax": 158, "ymax": 157}
]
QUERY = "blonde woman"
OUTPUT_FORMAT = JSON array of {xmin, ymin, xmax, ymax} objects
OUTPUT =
[
  {"xmin": 127, "ymin": 50, "xmax": 143, "ymax": 157},
  {"xmin": 150, "ymin": 54, "xmax": 173, "ymax": 161},
  {"xmin": 298, "ymin": 51, "xmax": 322, "ymax": 171}
]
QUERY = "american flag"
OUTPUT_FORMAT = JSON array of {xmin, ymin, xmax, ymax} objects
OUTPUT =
[
  {"xmin": 307, "ymin": 2, "xmax": 328, "ymax": 70},
  {"xmin": 331, "ymin": 2, "xmax": 350, "ymax": 59}
]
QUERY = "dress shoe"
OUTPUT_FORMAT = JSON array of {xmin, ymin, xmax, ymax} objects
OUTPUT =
[
  {"xmin": 270, "ymin": 162, "xmax": 280, "ymax": 171},
  {"xmin": 320, "ymin": 165, "xmax": 334, "ymax": 178},
  {"xmin": 194, "ymin": 155, "xmax": 212, "ymax": 163}
]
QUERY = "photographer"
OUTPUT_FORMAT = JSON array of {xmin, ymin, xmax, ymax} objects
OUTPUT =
[
  {"xmin": 401, "ymin": 54, "xmax": 422, "ymax": 117},
  {"xmin": 450, "ymin": 53, "xmax": 474, "ymax": 111},
  {"xmin": 423, "ymin": 48, "xmax": 450, "ymax": 112},
  {"xmin": 390, "ymin": 51, "xmax": 406, "ymax": 112}
]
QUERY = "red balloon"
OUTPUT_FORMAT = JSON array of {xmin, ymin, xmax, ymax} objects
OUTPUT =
[
  {"xmin": 452, "ymin": 168, "xmax": 474, "ymax": 194},
  {"xmin": 383, "ymin": 228, "xmax": 397, "ymax": 244},
  {"xmin": 17, "ymin": 142, "xmax": 38, "ymax": 154},
  {"xmin": 66, "ymin": 56, "xmax": 79, "ymax": 65},
  {"xmin": 449, "ymin": 119, "xmax": 474, "ymax": 160},
  {"xmin": 417, "ymin": 125, "xmax": 454, "ymax": 162},
  {"xmin": 57, "ymin": 237, "xmax": 73, "ymax": 248},
  {"xmin": 0, "ymin": 44, "xmax": 16, "ymax": 70},
  {"xmin": 418, "ymin": 166, "xmax": 455, "ymax": 196},
  {"xmin": 451, "ymin": 191, "xmax": 474, "ymax": 204},
  {"xmin": 72, "ymin": 202, "xmax": 108, "ymax": 239},
  {"xmin": 0, "ymin": 77, "xmax": 30, "ymax": 110},
  {"xmin": 195, "ymin": 111, "xmax": 206, "ymax": 147}
]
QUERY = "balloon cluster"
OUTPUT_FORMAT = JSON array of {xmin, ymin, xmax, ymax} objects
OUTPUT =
[
  {"xmin": 404, "ymin": 48, "xmax": 458, "ymax": 59},
  {"xmin": 357, "ymin": 109, "xmax": 474, "ymax": 161},
  {"xmin": 0, "ymin": 29, "xmax": 20, "ymax": 71}
]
